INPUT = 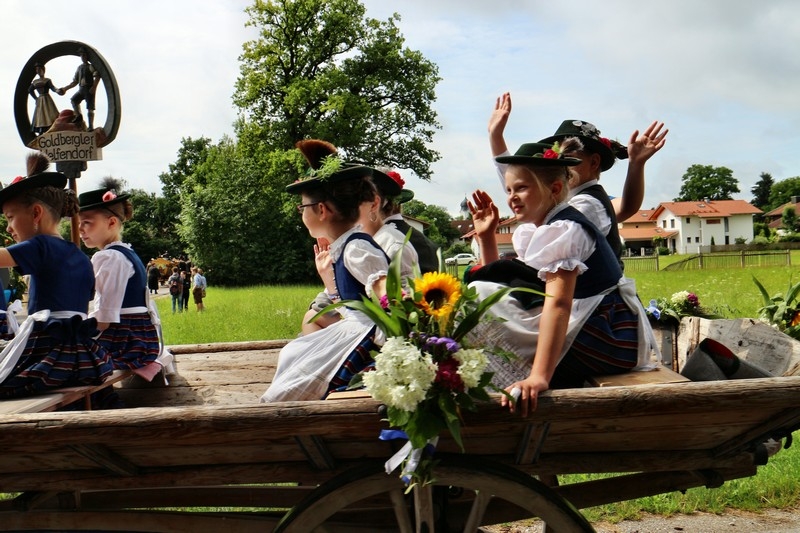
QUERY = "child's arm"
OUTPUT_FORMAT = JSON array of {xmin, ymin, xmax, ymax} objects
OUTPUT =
[
  {"xmin": 613, "ymin": 121, "xmax": 668, "ymax": 221},
  {"xmin": 468, "ymin": 190, "xmax": 500, "ymax": 265},
  {"xmin": 500, "ymin": 267, "xmax": 578, "ymax": 417},
  {"xmin": 0, "ymin": 249, "xmax": 17, "ymax": 269},
  {"xmin": 488, "ymin": 92, "xmax": 511, "ymax": 157},
  {"xmin": 313, "ymin": 242, "xmax": 337, "ymax": 298}
]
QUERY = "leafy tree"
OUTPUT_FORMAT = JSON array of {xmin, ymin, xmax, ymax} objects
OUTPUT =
[
  {"xmin": 123, "ymin": 189, "xmax": 185, "ymax": 264},
  {"xmin": 674, "ymin": 165, "xmax": 740, "ymax": 202},
  {"xmin": 767, "ymin": 176, "xmax": 800, "ymax": 212},
  {"xmin": 782, "ymin": 206, "xmax": 799, "ymax": 233},
  {"xmin": 159, "ymin": 137, "xmax": 212, "ymax": 202},
  {"xmin": 750, "ymin": 172, "xmax": 773, "ymax": 220},
  {"xmin": 178, "ymin": 140, "xmax": 316, "ymax": 285},
  {"xmin": 401, "ymin": 199, "xmax": 459, "ymax": 248},
  {"xmin": 233, "ymin": 0, "xmax": 441, "ymax": 178}
]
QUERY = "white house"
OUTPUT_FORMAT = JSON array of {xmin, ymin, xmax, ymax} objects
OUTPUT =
[{"xmin": 650, "ymin": 200, "xmax": 762, "ymax": 254}]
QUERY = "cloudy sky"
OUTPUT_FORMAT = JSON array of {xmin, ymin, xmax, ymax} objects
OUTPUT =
[{"xmin": 1, "ymin": 0, "xmax": 798, "ymax": 218}]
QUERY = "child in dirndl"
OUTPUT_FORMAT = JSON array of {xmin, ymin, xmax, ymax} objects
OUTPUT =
[
  {"xmin": 261, "ymin": 140, "xmax": 388, "ymax": 402},
  {"xmin": 0, "ymin": 154, "xmax": 112, "ymax": 398},
  {"xmin": 467, "ymin": 141, "xmax": 656, "ymax": 417},
  {"xmin": 78, "ymin": 188, "xmax": 167, "ymax": 382}
]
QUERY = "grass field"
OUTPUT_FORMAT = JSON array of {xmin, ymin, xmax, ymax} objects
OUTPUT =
[{"xmin": 155, "ymin": 255, "xmax": 800, "ymax": 520}]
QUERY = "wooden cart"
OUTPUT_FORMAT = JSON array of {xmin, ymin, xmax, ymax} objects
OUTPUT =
[{"xmin": 0, "ymin": 319, "xmax": 798, "ymax": 532}]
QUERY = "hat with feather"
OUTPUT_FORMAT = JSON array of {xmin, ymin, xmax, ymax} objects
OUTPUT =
[
  {"xmin": 538, "ymin": 120, "xmax": 628, "ymax": 171},
  {"xmin": 78, "ymin": 188, "xmax": 130, "ymax": 212},
  {"xmin": 495, "ymin": 141, "xmax": 582, "ymax": 167},
  {"xmin": 370, "ymin": 168, "xmax": 417, "ymax": 203},
  {"xmin": 0, "ymin": 153, "xmax": 67, "ymax": 209},
  {"xmin": 286, "ymin": 139, "xmax": 372, "ymax": 195}
]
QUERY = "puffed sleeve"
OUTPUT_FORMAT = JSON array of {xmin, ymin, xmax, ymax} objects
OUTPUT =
[
  {"xmin": 568, "ymin": 194, "xmax": 611, "ymax": 236},
  {"xmin": 343, "ymin": 238, "xmax": 389, "ymax": 297},
  {"xmin": 525, "ymin": 220, "xmax": 596, "ymax": 281}
]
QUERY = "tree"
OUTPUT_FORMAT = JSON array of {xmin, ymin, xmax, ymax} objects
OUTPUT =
[
  {"xmin": 233, "ymin": 0, "xmax": 441, "ymax": 178},
  {"xmin": 178, "ymin": 139, "xmax": 316, "ymax": 285},
  {"xmin": 767, "ymin": 176, "xmax": 800, "ymax": 212},
  {"xmin": 674, "ymin": 165, "xmax": 740, "ymax": 202},
  {"xmin": 750, "ymin": 172, "xmax": 774, "ymax": 219},
  {"xmin": 123, "ymin": 189, "xmax": 185, "ymax": 264},
  {"xmin": 782, "ymin": 206, "xmax": 799, "ymax": 233},
  {"xmin": 159, "ymin": 137, "xmax": 212, "ymax": 202},
  {"xmin": 401, "ymin": 199, "xmax": 459, "ymax": 248}
]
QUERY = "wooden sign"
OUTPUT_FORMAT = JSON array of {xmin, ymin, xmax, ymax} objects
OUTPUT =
[{"xmin": 30, "ymin": 130, "xmax": 102, "ymax": 162}]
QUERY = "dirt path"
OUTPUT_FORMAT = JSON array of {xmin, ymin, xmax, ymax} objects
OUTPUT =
[{"xmin": 484, "ymin": 508, "xmax": 800, "ymax": 532}]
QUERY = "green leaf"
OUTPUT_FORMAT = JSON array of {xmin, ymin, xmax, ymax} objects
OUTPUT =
[
  {"xmin": 752, "ymin": 276, "xmax": 772, "ymax": 306},
  {"xmin": 438, "ymin": 394, "xmax": 464, "ymax": 451},
  {"xmin": 452, "ymin": 286, "xmax": 545, "ymax": 341}
]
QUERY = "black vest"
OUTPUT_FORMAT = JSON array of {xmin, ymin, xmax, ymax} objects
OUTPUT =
[{"xmin": 575, "ymin": 183, "xmax": 623, "ymax": 266}]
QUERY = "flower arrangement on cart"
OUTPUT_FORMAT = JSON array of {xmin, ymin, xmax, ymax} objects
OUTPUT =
[{"xmin": 322, "ymin": 247, "xmax": 536, "ymax": 487}]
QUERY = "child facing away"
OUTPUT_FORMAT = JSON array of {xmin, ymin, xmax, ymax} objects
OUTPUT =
[
  {"xmin": 0, "ymin": 154, "xmax": 112, "ymax": 398},
  {"xmin": 488, "ymin": 92, "xmax": 668, "ymax": 261},
  {"xmin": 466, "ymin": 141, "xmax": 657, "ymax": 417},
  {"xmin": 78, "ymin": 188, "xmax": 170, "ymax": 382},
  {"xmin": 261, "ymin": 140, "xmax": 389, "ymax": 402}
]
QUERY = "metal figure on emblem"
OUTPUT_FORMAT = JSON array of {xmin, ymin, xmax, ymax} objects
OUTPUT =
[
  {"xmin": 57, "ymin": 46, "xmax": 101, "ymax": 130},
  {"xmin": 28, "ymin": 62, "xmax": 60, "ymax": 135}
]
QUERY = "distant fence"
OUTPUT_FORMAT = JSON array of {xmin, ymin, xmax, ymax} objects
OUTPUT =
[
  {"xmin": 664, "ymin": 250, "xmax": 791, "ymax": 271},
  {"xmin": 445, "ymin": 263, "xmax": 459, "ymax": 277},
  {"xmin": 621, "ymin": 255, "xmax": 660, "ymax": 273}
]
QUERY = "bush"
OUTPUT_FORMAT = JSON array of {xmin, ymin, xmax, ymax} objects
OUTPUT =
[
  {"xmin": 734, "ymin": 236, "xmax": 747, "ymax": 245},
  {"xmin": 443, "ymin": 242, "xmax": 472, "ymax": 257},
  {"xmin": 752, "ymin": 235, "xmax": 770, "ymax": 245},
  {"xmin": 657, "ymin": 246, "xmax": 671, "ymax": 255}
]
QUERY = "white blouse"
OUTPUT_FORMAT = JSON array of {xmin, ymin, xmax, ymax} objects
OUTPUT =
[
  {"xmin": 374, "ymin": 223, "xmax": 418, "ymax": 278},
  {"xmin": 329, "ymin": 226, "xmax": 389, "ymax": 297},
  {"xmin": 89, "ymin": 241, "xmax": 135, "ymax": 323}
]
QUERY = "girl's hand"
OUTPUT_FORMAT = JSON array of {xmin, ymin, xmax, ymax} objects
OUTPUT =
[
  {"xmin": 501, "ymin": 374, "xmax": 550, "ymax": 417},
  {"xmin": 468, "ymin": 190, "xmax": 500, "ymax": 237},
  {"xmin": 314, "ymin": 243, "xmax": 333, "ymax": 278},
  {"xmin": 627, "ymin": 121, "xmax": 668, "ymax": 165}
]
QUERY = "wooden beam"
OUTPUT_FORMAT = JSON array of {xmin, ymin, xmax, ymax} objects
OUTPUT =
[
  {"xmin": 514, "ymin": 422, "xmax": 549, "ymax": 465},
  {"xmin": 295, "ymin": 435, "xmax": 336, "ymax": 470},
  {"xmin": 67, "ymin": 444, "xmax": 141, "ymax": 476},
  {"xmin": 712, "ymin": 408, "xmax": 800, "ymax": 458}
]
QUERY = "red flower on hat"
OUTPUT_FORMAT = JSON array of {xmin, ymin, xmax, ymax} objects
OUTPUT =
[
  {"xmin": 387, "ymin": 171, "xmax": 405, "ymax": 188},
  {"xmin": 102, "ymin": 191, "xmax": 117, "ymax": 202},
  {"xmin": 599, "ymin": 137, "xmax": 612, "ymax": 149},
  {"xmin": 11, "ymin": 176, "xmax": 24, "ymax": 184},
  {"xmin": 542, "ymin": 149, "xmax": 559, "ymax": 159}
]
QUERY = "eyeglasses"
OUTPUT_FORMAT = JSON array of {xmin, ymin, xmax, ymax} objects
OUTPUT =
[{"xmin": 297, "ymin": 202, "xmax": 320, "ymax": 213}]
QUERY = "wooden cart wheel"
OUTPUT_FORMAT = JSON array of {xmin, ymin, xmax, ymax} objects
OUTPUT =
[{"xmin": 276, "ymin": 454, "xmax": 595, "ymax": 532}]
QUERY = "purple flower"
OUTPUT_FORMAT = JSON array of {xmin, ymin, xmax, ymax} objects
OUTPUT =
[
  {"xmin": 379, "ymin": 294, "xmax": 390, "ymax": 309},
  {"xmin": 687, "ymin": 293, "xmax": 699, "ymax": 307},
  {"xmin": 435, "ymin": 357, "xmax": 464, "ymax": 392}
]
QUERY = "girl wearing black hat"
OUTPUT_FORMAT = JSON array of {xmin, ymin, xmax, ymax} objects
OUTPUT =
[
  {"xmin": 0, "ymin": 154, "xmax": 112, "ymax": 398},
  {"xmin": 78, "ymin": 188, "xmax": 167, "ymax": 382},
  {"xmin": 262, "ymin": 140, "xmax": 389, "ymax": 402},
  {"xmin": 467, "ymin": 141, "xmax": 657, "ymax": 417}
]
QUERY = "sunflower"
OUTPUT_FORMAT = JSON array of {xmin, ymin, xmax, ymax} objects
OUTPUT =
[
  {"xmin": 415, "ymin": 272, "xmax": 462, "ymax": 320},
  {"xmin": 791, "ymin": 310, "xmax": 800, "ymax": 327}
]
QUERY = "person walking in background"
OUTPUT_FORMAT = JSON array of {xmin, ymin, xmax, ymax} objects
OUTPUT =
[
  {"xmin": 181, "ymin": 270, "xmax": 191, "ymax": 311},
  {"xmin": 167, "ymin": 267, "xmax": 182, "ymax": 314},
  {"xmin": 192, "ymin": 267, "xmax": 207, "ymax": 312},
  {"xmin": 147, "ymin": 262, "xmax": 160, "ymax": 295}
]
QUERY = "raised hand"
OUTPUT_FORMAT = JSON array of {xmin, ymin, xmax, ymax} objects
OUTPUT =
[
  {"xmin": 628, "ymin": 121, "xmax": 668, "ymax": 165},
  {"xmin": 468, "ymin": 189, "xmax": 500, "ymax": 237}
]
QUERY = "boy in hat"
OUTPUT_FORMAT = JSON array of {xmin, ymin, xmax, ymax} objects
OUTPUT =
[{"xmin": 0, "ymin": 154, "xmax": 112, "ymax": 398}]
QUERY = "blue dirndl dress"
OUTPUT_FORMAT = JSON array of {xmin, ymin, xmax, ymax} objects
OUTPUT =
[
  {"xmin": 0, "ymin": 236, "xmax": 112, "ymax": 398},
  {"xmin": 94, "ymin": 245, "xmax": 160, "ymax": 371}
]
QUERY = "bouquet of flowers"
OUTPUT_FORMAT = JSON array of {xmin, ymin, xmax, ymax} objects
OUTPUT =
[
  {"xmin": 753, "ymin": 277, "xmax": 800, "ymax": 340},
  {"xmin": 336, "ymin": 250, "xmax": 535, "ymax": 486},
  {"xmin": 645, "ymin": 290, "xmax": 718, "ymax": 325}
]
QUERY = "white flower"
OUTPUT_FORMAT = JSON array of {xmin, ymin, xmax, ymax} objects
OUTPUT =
[
  {"xmin": 363, "ymin": 337, "xmax": 437, "ymax": 412},
  {"xmin": 670, "ymin": 291, "xmax": 690, "ymax": 306},
  {"xmin": 452, "ymin": 348, "xmax": 488, "ymax": 389}
]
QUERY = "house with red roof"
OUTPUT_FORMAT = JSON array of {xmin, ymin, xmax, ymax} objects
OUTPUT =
[
  {"xmin": 649, "ymin": 199, "xmax": 761, "ymax": 254},
  {"xmin": 618, "ymin": 209, "xmax": 678, "ymax": 255},
  {"xmin": 763, "ymin": 196, "xmax": 800, "ymax": 233}
]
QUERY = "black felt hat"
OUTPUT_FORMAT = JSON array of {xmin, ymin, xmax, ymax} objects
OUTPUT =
[
  {"xmin": 0, "ymin": 172, "xmax": 67, "ymax": 209},
  {"xmin": 371, "ymin": 168, "xmax": 416, "ymax": 202},
  {"xmin": 538, "ymin": 120, "xmax": 628, "ymax": 171},
  {"xmin": 78, "ymin": 188, "xmax": 130, "ymax": 212},
  {"xmin": 286, "ymin": 139, "xmax": 372, "ymax": 195},
  {"xmin": 495, "ymin": 142, "xmax": 581, "ymax": 166}
]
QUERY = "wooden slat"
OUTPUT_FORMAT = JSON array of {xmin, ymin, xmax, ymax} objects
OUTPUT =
[
  {"xmin": 515, "ymin": 422, "xmax": 549, "ymax": 465},
  {"xmin": 295, "ymin": 435, "xmax": 336, "ymax": 470},
  {"xmin": 67, "ymin": 443, "xmax": 141, "ymax": 476},
  {"xmin": 587, "ymin": 366, "xmax": 690, "ymax": 387}
]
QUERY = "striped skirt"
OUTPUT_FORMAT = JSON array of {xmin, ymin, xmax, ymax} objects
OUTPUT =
[
  {"xmin": 550, "ymin": 290, "xmax": 639, "ymax": 389},
  {"xmin": 0, "ymin": 316, "xmax": 112, "ymax": 398},
  {"xmin": 98, "ymin": 312, "xmax": 160, "ymax": 370},
  {"xmin": 325, "ymin": 326, "xmax": 377, "ymax": 396}
]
